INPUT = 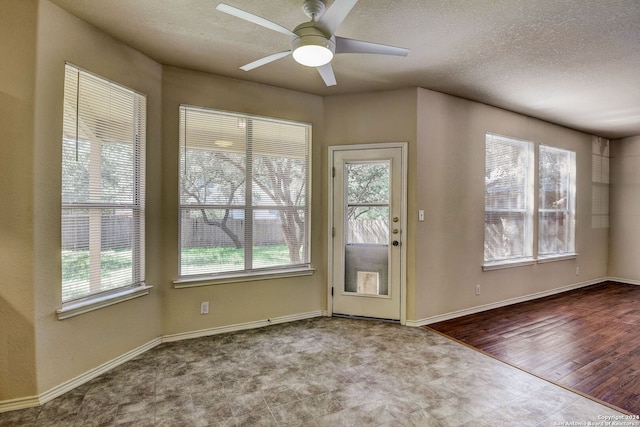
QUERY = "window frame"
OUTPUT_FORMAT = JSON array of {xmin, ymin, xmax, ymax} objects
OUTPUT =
[
  {"xmin": 483, "ymin": 133, "xmax": 535, "ymax": 267},
  {"xmin": 538, "ymin": 145, "xmax": 577, "ymax": 259},
  {"xmin": 57, "ymin": 63, "xmax": 150, "ymax": 319},
  {"xmin": 483, "ymin": 134, "xmax": 577, "ymax": 271},
  {"xmin": 175, "ymin": 105, "xmax": 314, "ymax": 286}
]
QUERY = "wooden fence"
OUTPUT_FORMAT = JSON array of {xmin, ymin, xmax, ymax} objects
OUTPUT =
[{"xmin": 63, "ymin": 216, "xmax": 392, "ymax": 249}]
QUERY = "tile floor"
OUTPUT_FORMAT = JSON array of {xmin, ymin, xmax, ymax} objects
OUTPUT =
[{"xmin": 0, "ymin": 317, "xmax": 635, "ymax": 426}]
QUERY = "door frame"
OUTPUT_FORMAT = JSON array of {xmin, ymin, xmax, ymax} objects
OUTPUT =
[{"xmin": 327, "ymin": 142, "xmax": 408, "ymax": 325}]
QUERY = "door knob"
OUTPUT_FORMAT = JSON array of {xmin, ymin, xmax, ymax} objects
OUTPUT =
[{"xmin": 392, "ymin": 228, "xmax": 399, "ymax": 234}]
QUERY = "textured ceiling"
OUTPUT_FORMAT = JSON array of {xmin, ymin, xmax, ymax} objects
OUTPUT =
[{"xmin": 49, "ymin": 0, "xmax": 640, "ymax": 139}]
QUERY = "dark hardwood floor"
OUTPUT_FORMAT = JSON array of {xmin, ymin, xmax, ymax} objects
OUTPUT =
[{"xmin": 426, "ymin": 281, "xmax": 640, "ymax": 415}]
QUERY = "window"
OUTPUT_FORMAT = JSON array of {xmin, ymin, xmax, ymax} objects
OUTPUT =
[
  {"xmin": 484, "ymin": 134, "xmax": 534, "ymax": 263},
  {"xmin": 484, "ymin": 134, "xmax": 576, "ymax": 268},
  {"xmin": 591, "ymin": 136, "xmax": 609, "ymax": 229},
  {"xmin": 538, "ymin": 145, "xmax": 576, "ymax": 257},
  {"xmin": 60, "ymin": 64, "xmax": 147, "ymax": 312},
  {"xmin": 178, "ymin": 106, "xmax": 311, "ymax": 279}
]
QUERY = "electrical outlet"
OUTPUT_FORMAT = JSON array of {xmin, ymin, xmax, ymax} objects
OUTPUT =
[
  {"xmin": 418, "ymin": 210, "xmax": 425, "ymax": 222},
  {"xmin": 475, "ymin": 284, "xmax": 481, "ymax": 296},
  {"xmin": 200, "ymin": 301, "xmax": 209, "ymax": 315}
]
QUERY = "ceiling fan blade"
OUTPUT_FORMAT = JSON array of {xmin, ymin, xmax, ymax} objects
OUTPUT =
[
  {"xmin": 240, "ymin": 51, "xmax": 292, "ymax": 71},
  {"xmin": 335, "ymin": 37, "xmax": 409, "ymax": 56},
  {"xmin": 216, "ymin": 3, "xmax": 295, "ymax": 37},
  {"xmin": 316, "ymin": 0, "xmax": 359, "ymax": 36},
  {"xmin": 316, "ymin": 63, "xmax": 337, "ymax": 87}
]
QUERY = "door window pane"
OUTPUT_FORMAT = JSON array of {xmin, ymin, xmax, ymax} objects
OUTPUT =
[
  {"xmin": 347, "ymin": 162, "xmax": 389, "ymax": 204},
  {"xmin": 344, "ymin": 161, "xmax": 390, "ymax": 296},
  {"xmin": 347, "ymin": 207, "xmax": 389, "ymax": 245}
]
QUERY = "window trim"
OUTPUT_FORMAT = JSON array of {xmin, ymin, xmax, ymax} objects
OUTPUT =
[
  {"xmin": 59, "ymin": 63, "xmax": 147, "ymax": 316},
  {"xmin": 482, "ymin": 254, "xmax": 578, "ymax": 271},
  {"xmin": 173, "ymin": 266, "xmax": 315, "ymax": 288},
  {"xmin": 537, "ymin": 144, "xmax": 576, "ymax": 257},
  {"xmin": 537, "ymin": 253, "xmax": 578, "ymax": 263},
  {"xmin": 56, "ymin": 285, "xmax": 152, "ymax": 320},
  {"xmin": 177, "ymin": 105, "xmax": 312, "ymax": 281},
  {"xmin": 482, "ymin": 258, "xmax": 536, "ymax": 271},
  {"xmin": 483, "ymin": 134, "xmax": 577, "ymax": 271},
  {"xmin": 484, "ymin": 133, "xmax": 535, "ymax": 264}
]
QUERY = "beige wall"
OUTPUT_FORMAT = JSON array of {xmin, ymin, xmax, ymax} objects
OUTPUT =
[
  {"xmin": 414, "ymin": 88, "xmax": 609, "ymax": 321},
  {"xmin": 323, "ymin": 89, "xmax": 418, "ymax": 319},
  {"xmin": 30, "ymin": 0, "xmax": 163, "ymax": 396},
  {"xmin": 0, "ymin": 0, "xmax": 39, "ymax": 401},
  {"xmin": 0, "ymin": 0, "xmax": 628, "ymax": 407},
  {"xmin": 159, "ymin": 66, "xmax": 326, "ymax": 335},
  {"xmin": 609, "ymin": 136, "xmax": 640, "ymax": 282}
]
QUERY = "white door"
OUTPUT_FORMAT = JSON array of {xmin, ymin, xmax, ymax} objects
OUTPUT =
[{"xmin": 329, "ymin": 144, "xmax": 406, "ymax": 321}]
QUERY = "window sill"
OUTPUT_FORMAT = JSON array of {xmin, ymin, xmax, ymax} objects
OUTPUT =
[
  {"xmin": 536, "ymin": 253, "xmax": 578, "ymax": 263},
  {"xmin": 483, "ymin": 253, "xmax": 578, "ymax": 271},
  {"xmin": 483, "ymin": 259, "xmax": 536, "ymax": 271},
  {"xmin": 173, "ymin": 266, "xmax": 315, "ymax": 288},
  {"xmin": 56, "ymin": 285, "xmax": 152, "ymax": 320}
]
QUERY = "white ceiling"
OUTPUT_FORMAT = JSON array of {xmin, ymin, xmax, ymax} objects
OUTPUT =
[{"xmin": 49, "ymin": 0, "xmax": 640, "ymax": 139}]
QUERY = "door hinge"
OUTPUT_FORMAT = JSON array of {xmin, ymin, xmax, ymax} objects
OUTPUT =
[
  {"xmin": 332, "ymin": 167, "xmax": 335, "ymax": 178},
  {"xmin": 332, "ymin": 227, "xmax": 335, "ymax": 237},
  {"xmin": 331, "ymin": 287, "xmax": 334, "ymax": 296}
]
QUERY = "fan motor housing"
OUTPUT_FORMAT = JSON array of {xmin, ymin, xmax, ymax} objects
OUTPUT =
[{"xmin": 292, "ymin": 22, "xmax": 335, "ymax": 52}]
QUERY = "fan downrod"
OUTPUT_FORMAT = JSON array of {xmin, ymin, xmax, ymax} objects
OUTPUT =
[{"xmin": 302, "ymin": 0, "xmax": 326, "ymax": 21}]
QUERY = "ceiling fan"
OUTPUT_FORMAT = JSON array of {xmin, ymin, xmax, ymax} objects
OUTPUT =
[{"xmin": 216, "ymin": 0, "xmax": 409, "ymax": 86}]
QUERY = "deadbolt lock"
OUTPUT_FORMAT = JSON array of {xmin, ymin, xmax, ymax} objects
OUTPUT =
[
  {"xmin": 392, "ymin": 228, "xmax": 399, "ymax": 234},
  {"xmin": 393, "ymin": 217, "xmax": 399, "ymax": 222}
]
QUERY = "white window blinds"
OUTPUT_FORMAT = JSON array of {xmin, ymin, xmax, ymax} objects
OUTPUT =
[
  {"xmin": 539, "ymin": 145, "xmax": 576, "ymax": 256},
  {"xmin": 484, "ymin": 134, "xmax": 534, "ymax": 263},
  {"xmin": 179, "ymin": 105, "xmax": 311, "ymax": 277},
  {"xmin": 61, "ymin": 64, "xmax": 146, "ymax": 303}
]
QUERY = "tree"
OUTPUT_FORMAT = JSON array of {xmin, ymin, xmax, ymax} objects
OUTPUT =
[
  {"xmin": 253, "ymin": 156, "xmax": 306, "ymax": 263},
  {"xmin": 180, "ymin": 147, "xmax": 308, "ymax": 263},
  {"xmin": 346, "ymin": 162, "xmax": 389, "ymax": 221},
  {"xmin": 179, "ymin": 110, "xmax": 314, "ymax": 269},
  {"xmin": 180, "ymin": 149, "xmax": 245, "ymax": 249}
]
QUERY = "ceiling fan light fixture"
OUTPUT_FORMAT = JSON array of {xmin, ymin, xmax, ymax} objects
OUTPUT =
[
  {"xmin": 217, "ymin": 1, "xmax": 409, "ymax": 86},
  {"xmin": 292, "ymin": 35, "xmax": 335, "ymax": 67}
]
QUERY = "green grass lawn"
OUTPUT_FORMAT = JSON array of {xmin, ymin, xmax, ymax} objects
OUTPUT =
[
  {"xmin": 62, "ymin": 245, "xmax": 294, "ymax": 299},
  {"xmin": 62, "ymin": 248, "xmax": 134, "ymax": 300},
  {"xmin": 180, "ymin": 245, "xmax": 292, "ymax": 273},
  {"xmin": 180, "ymin": 245, "xmax": 290, "ymax": 265}
]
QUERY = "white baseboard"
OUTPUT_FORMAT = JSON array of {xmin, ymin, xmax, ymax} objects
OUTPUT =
[
  {"xmin": 6, "ymin": 276, "xmax": 633, "ymax": 413},
  {"xmin": 0, "ymin": 310, "xmax": 326, "ymax": 413},
  {"xmin": 406, "ymin": 277, "xmax": 608, "ymax": 327},
  {"xmin": 162, "ymin": 310, "xmax": 326, "ymax": 343},
  {"xmin": 0, "ymin": 337, "xmax": 161, "ymax": 413},
  {"xmin": 2, "ymin": 275, "xmax": 629, "ymax": 413},
  {"xmin": 5, "ymin": 275, "xmax": 635, "ymax": 413},
  {"xmin": 0, "ymin": 395, "xmax": 41, "ymax": 414}
]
